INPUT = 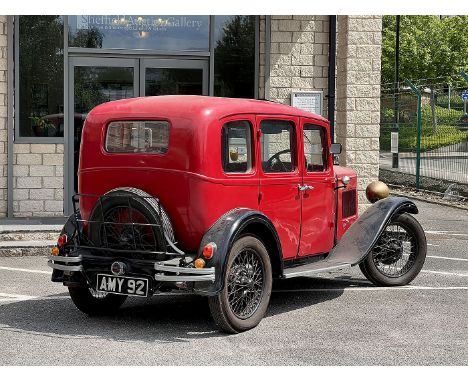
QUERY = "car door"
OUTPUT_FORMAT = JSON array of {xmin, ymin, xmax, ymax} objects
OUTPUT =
[
  {"xmin": 257, "ymin": 115, "xmax": 302, "ymax": 260},
  {"xmin": 299, "ymin": 119, "xmax": 336, "ymax": 256}
]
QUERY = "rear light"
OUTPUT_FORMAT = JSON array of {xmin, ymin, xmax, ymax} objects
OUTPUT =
[
  {"xmin": 202, "ymin": 242, "xmax": 217, "ymax": 260},
  {"xmin": 194, "ymin": 258, "xmax": 206, "ymax": 269},
  {"xmin": 51, "ymin": 247, "xmax": 60, "ymax": 256},
  {"xmin": 57, "ymin": 234, "xmax": 68, "ymax": 248}
]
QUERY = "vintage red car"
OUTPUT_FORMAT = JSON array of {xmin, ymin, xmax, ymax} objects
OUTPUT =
[{"xmin": 49, "ymin": 95, "xmax": 427, "ymax": 333}]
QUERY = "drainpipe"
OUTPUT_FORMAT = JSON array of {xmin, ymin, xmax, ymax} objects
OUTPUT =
[{"xmin": 327, "ymin": 15, "xmax": 337, "ymax": 143}]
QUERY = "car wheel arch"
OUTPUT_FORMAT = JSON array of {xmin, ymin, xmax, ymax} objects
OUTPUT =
[
  {"xmin": 235, "ymin": 220, "xmax": 283, "ymax": 279},
  {"xmin": 195, "ymin": 208, "xmax": 284, "ymax": 295}
]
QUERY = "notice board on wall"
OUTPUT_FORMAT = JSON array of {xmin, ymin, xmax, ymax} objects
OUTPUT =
[{"xmin": 291, "ymin": 91, "xmax": 323, "ymax": 116}]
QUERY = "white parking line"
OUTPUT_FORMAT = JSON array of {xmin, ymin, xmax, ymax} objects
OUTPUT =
[
  {"xmin": 273, "ymin": 286, "xmax": 468, "ymax": 292},
  {"xmin": 0, "ymin": 266, "xmax": 50, "ymax": 275},
  {"xmin": 427, "ymin": 255, "xmax": 468, "ymax": 262},
  {"xmin": 426, "ymin": 230, "xmax": 468, "ymax": 238},
  {"xmin": 0, "ymin": 292, "xmax": 36, "ymax": 300},
  {"xmin": 421, "ymin": 270, "xmax": 468, "ymax": 277},
  {"xmin": 0, "ymin": 292, "xmax": 68, "ymax": 302}
]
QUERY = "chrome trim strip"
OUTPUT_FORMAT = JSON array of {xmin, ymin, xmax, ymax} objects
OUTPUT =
[
  {"xmin": 154, "ymin": 264, "xmax": 215, "ymax": 275},
  {"xmin": 47, "ymin": 261, "xmax": 83, "ymax": 272},
  {"xmin": 47, "ymin": 254, "xmax": 82, "ymax": 263},
  {"xmin": 154, "ymin": 273, "xmax": 215, "ymax": 282}
]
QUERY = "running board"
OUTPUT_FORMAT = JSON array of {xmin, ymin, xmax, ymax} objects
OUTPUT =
[
  {"xmin": 282, "ymin": 197, "xmax": 419, "ymax": 279},
  {"xmin": 283, "ymin": 261, "xmax": 352, "ymax": 278}
]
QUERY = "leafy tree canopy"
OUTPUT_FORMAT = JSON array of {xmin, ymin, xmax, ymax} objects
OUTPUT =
[{"xmin": 382, "ymin": 15, "xmax": 468, "ymax": 87}]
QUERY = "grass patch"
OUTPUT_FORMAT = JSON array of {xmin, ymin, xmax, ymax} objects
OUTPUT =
[{"xmin": 381, "ymin": 105, "xmax": 468, "ymax": 152}]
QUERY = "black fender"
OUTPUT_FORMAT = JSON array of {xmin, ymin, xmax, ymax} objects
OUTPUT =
[
  {"xmin": 51, "ymin": 211, "xmax": 81, "ymax": 283},
  {"xmin": 193, "ymin": 208, "xmax": 283, "ymax": 296},
  {"xmin": 329, "ymin": 196, "xmax": 420, "ymax": 266}
]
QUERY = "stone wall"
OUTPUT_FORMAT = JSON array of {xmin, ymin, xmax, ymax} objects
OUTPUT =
[
  {"xmin": 12, "ymin": 143, "xmax": 64, "ymax": 217},
  {"xmin": 335, "ymin": 15, "xmax": 382, "ymax": 213},
  {"xmin": 0, "ymin": 16, "xmax": 7, "ymax": 217},
  {"xmin": 268, "ymin": 15, "xmax": 330, "ymax": 117}
]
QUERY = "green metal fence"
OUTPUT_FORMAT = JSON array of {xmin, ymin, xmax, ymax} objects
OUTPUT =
[{"xmin": 380, "ymin": 74, "xmax": 468, "ymax": 196}]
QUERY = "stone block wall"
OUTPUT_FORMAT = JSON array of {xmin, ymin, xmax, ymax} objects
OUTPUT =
[
  {"xmin": 12, "ymin": 143, "xmax": 64, "ymax": 217},
  {"xmin": 0, "ymin": 16, "xmax": 7, "ymax": 217},
  {"xmin": 268, "ymin": 15, "xmax": 330, "ymax": 117},
  {"xmin": 335, "ymin": 15, "xmax": 382, "ymax": 213}
]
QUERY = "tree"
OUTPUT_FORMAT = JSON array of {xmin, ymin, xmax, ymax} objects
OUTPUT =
[
  {"xmin": 382, "ymin": 16, "xmax": 468, "ymax": 133},
  {"xmin": 382, "ymin": 15, "xmax": 468, "ymax": 87},
  {"xmin": 214, "ymin": 16, "xmax": 256, "ymax": 98},
  {"xmin": 19, "ymin": 16, "xmax": 64, "ymax": 137}
]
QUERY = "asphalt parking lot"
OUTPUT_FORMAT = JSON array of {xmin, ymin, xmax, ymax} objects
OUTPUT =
[{"xmin": 0, "ymin": 199, "xmax": 467, "ymax": 366}]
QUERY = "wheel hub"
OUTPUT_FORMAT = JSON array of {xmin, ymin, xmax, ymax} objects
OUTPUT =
[
  {"xmin": 227, "ymin": 249, "xmax": 264, "ymax": 320},
  {"xmin": 372, "ymin": 222, "xmax": 416, "ymax": 277}
]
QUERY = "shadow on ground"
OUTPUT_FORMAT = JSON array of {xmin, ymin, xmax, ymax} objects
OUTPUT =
[{"xmin": 0, "ymin": 275, "xmax": 371, "ymax": 344}]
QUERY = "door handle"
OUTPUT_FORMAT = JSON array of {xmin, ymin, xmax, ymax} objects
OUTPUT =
[{"xmin": 298, "ymin": 184, "xmax": 314, "ymax": 192}]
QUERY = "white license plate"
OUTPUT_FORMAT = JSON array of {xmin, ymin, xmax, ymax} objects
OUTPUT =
[{"xmin": 96, "ymin": 274, "xmax": 148, "ymax": 297}]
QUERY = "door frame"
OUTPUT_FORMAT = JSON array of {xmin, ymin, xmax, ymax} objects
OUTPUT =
[
  {"xmin": 140, "ymin": 58, "xmax": 209, "ymax": 96},
  {"xmin": 64, "ymin": 57, "xmax": 140, "ymax": 215},
  {"xmin": 64, "ymin": 56, "xmax": 210, "ymax": 215}
]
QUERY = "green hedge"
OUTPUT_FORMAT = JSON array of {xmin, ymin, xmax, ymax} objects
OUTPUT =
[
  {"xmin": 381, "ymin": 124, "xmax": 468, "ymax": 152},
  {"xmin": 437, "ymin": 94, "xmax": 466, "ymax": 110},
  {"xmin": 381, "ymin": 105, "xmax": 468, "ymax": 151},
  {"xmin": 421, "ymin": 105, "xmax": 464, "ymax": 126}
]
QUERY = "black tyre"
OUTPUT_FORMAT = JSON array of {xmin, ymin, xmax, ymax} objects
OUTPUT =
[
  {"xmin": 68, "ymin": 287, "xmax": 127, "ymax": 316},
  {"xmin": 359, "ymin": 213, "xmax": 427, "ymax": 286},
  {"xmin": 208, "ymin": 236, "xmax": 272, "ymax": 334}
]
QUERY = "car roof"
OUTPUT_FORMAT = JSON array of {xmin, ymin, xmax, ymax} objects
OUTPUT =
[{"xmin": 88, "ymin": 95, "xmax": 329, "ymax": 123}]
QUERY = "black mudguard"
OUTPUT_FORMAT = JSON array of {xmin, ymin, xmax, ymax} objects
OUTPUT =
[
  {"xmin": 329, "ymin": 196, "xmax": 419, "ymax": 266},
  {"xmin": 193, "ymin": 208, "xmax": 282, "ymax": 296},
  {"xmin": 51, "ymin": 212, "xmax": 81, "ymax": 283}
]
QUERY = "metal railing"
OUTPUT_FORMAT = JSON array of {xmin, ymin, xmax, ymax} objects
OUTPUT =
[{"xmin": 379, "ymin": 74, "xmax": 468, "ymax": 197}]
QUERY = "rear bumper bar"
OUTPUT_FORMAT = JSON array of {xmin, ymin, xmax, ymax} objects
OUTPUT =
[
  {"xmin": 48, "ymin": 253, "xmax": 215, "ymax": 283},
  {"xmin": 154, "ymin": 261, "xmax": 215, "ymax": 282},
  {"xmin": 48, "ymin": 254, "xmax": 83, "ymax": 272}
]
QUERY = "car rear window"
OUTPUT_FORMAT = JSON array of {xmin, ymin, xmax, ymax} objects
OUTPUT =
[
  {"xmin": 105, "ymin": 121, "xmax": 169, "ymax": 154},
  {"xmin": 221, "ymin": 120, "xmax": 252, "ymax": 173}
]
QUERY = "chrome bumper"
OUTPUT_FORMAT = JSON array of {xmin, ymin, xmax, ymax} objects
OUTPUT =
[
  {"xmin": 48, "ymin": 253, "xmax": 215, "ymax": 283},
  {"xmin": 47, "ymin": 254, "xmax": 83, "ymax": 272},
  {"xmin": 154, "ymin": 259, "xmax": 215, "ymax": 282}
]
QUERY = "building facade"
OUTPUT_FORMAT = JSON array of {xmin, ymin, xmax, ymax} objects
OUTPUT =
[{"xmin": 0, "ymin": 15, "xmax": 382, "ymax": 219}]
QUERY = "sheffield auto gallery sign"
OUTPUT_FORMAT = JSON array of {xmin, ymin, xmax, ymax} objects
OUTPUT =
[{"xmin": 76, "ymin": 15, "xmax": 205, "ymax": 32}]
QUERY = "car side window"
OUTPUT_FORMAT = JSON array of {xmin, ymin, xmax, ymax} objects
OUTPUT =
[
  {"xmin": 221, "ymin": 120, "xmax": 252, "ymax": 173},
  {"xmin": 303, "ymin": 124, "xmax": 327, "ymax": 172},
  {"xmin": 260, "ymin": 120, "xmax": 295, "ymax": 173}
]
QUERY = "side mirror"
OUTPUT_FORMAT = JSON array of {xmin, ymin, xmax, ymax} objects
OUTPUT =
[
  {"xmin": 330, "ymin": 143, "xmax": 342, "ymax": 165},
  {"xmin": 330, "ymin": 143, "xmax": 342, "ymax": 155}
]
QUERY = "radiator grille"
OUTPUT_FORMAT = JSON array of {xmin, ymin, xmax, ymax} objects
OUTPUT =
[{"xmin": 342, "ymin": 190, "xmax": 357, "ymax": 218}]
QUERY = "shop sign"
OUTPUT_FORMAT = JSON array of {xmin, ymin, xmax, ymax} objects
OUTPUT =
[{"xmin": 76, "ymin": 15, "xmax": 205, "ymax": 32}]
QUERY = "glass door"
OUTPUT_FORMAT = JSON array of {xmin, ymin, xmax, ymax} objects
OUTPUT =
[
  {"xmin": 141, "ymin": 59, "xmax": 208, "ymax": 96},
  {"xmin": 65, "ymin": 56, "xmax": 209, "ymax": 215},
  {"xmin": 65, "ymin": 57, "xmax": 139, "ymax": 214}
]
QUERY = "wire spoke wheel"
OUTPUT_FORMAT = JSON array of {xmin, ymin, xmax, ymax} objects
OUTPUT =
[
  {"xmin": 227, "ymin": 249, "xmax": 265, "ymax": 320},
  {"xmin": 88, "ymin": 190, "xmax": 168, "ymax": 260},
  {"xmin": 360, "ymin": 213, "xmax": 427, "ymax": 287},
  {"xmin": 208, "ymin": 236, "xmax": 272, "ymax": 333},
  {"xmin": 101, "ymin": 206, "xmax": 158, "ymax": 251},
  {"xmin": 371, "ymin": 222, "xmax": 416, "ymax": 278}
]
